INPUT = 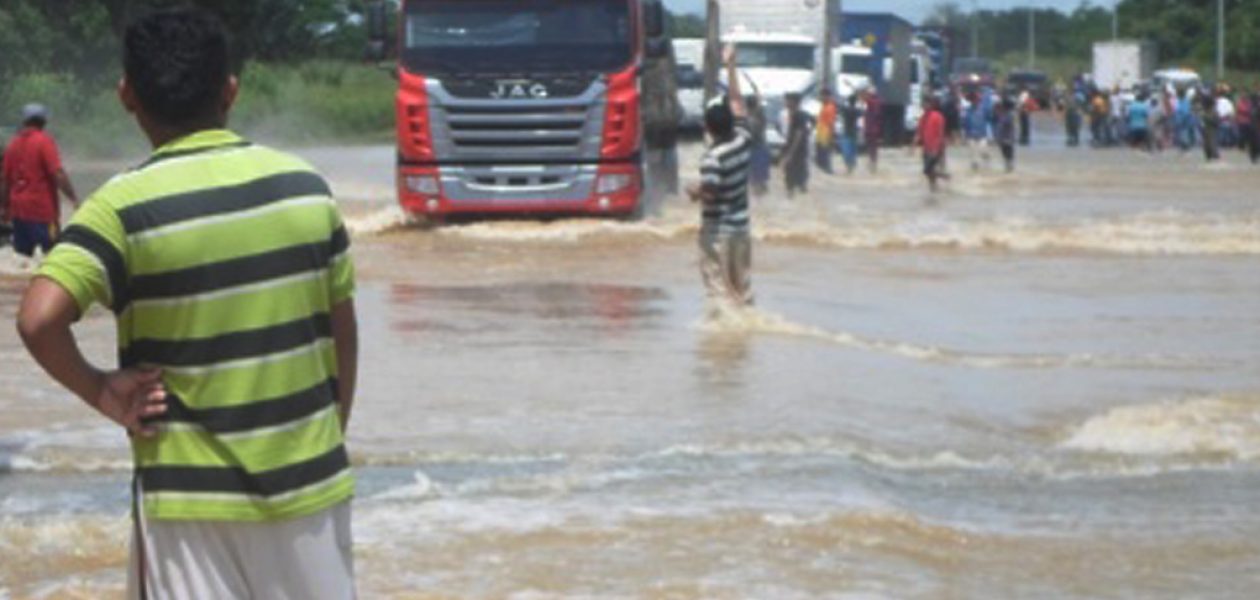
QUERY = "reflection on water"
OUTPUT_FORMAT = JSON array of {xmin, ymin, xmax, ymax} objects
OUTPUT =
[{"xmin": 387, "ymin": 282, "xmax": 669, "ymax": 339}]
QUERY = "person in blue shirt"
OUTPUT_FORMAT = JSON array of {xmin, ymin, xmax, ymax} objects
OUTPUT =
[
  {"xmin": 1127, "ymin": 92, "xmax": 1151, "ymax": 151},
  {"xmin": 963, "ymin": 92, "xmax": 992, "ymax": 171}
]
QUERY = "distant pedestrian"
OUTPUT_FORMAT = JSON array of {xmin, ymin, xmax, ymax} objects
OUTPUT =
[
  {"xmin": 1250, "ymin": 90, "xmax": 1260, "ymax": 164},
  {"xmin": 1200, "ymin": 88, "xmax": 1221, "ymax": 161},
  {"xmin": 1236, "ymin": 91, "xmax": 1254, "ymax": 159},
  {"xmin": 688, "ymin": 45, "xmax": 753, "ymax": 306},
  {"xmin": 777, "ymin": 92, "xmax": 811, "ymax": 197},
  {"xmin": 746, "ymin": 95, "xmax": 771, "ymax": 197},
  {"xmin": 814, "ymin": 89, "xmax": 837, "ymax": 174},
  {"xmin": 995, "ymin": 97, "xmax": 1017, "ymax": 173},
  {"xmin": 16, "ymin": 9, "xmax": 359, "ymax": 598},
  {"xmin": 862, "ymin": 89, "xmax": 883, "ymax": 173},
  {"xmin": 839, "ymin": 94, "xmax": 861, "ymax": 174},
  {"xmin": 1018, "ymin": 90, "xmax": 1034, "ymax": 146},
  {"xmin": 914, "ymin": 96, "xmax": 950, "ymax": 193},
  {"xmin": 0, "ymin": 104, "xmax": 79, "ymax": 257},
  {"xmin": 963, "ymin": 92, "xmax": 991, "ymax": 171},
  {"xmin": 1216, "ymin": 88, "xmax": 1237, "ymax": 149},
  {"xmin": 1127, "ymin": 92, "xmax": 1151, "ymax": 151},
  {"xmin": 943, "ymin": 89, "xmax": 962, "ymax": 143},
  {"xmin": 1064, "ymin": 92, "xmax": 1082, "ymax": 147}
]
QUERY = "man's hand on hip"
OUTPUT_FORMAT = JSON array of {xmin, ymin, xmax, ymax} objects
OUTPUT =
[{"xmin": 92, "ymin": 368, "xmax": 168, "ymax": 438}]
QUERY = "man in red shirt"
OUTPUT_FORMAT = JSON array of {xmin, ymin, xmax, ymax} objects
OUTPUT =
[
  {"xmin": 1, "ymin": 104, "xmax": 79, "ymax": 256},
  {"xmin": 915, "ymin": 95, "xmax": 950, "ymax": 193}
]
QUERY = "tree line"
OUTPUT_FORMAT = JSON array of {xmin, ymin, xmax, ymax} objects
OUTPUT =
[{"xmin": 910, "ymin": 1, "xmax": 1255, "ymax": 76}]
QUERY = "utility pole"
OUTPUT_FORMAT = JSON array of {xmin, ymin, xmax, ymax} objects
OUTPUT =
[
  {"xmin": 1216, "ymin": 0, "xmax": 1225, "ymax": 81},
  {"xmin": 1111, "ymin": 2, "xmax": 1118, "ymax": 40},
  {"xmin": 703, "ymin": 0, "xmax": 720, "ymax": 103},
  {"xmin": 1027, "ymin": 7, "xmax": 1036, "ymax": 69},
  {"xmin": 821, "ymin": 0, "xmax": 835, "ymax": 93}
]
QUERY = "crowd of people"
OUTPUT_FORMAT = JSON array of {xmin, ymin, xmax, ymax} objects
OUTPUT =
[
  {"xmin": 1062, "ymin": 78, "xmax": 1260, "ymax": 163},
  {"xmin": 718, "ymin": 74, "xmax": 1259, "ymax": 200}
]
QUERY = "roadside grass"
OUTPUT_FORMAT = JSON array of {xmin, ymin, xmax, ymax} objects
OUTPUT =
[{"xmin": 0, "ymin": 60, "xmax": 395, "ymax": 159}]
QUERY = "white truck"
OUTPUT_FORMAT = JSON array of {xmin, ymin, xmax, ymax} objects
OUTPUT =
[
  {"xmin": 672, "ymin": 38, "xmax": 707, "ymax": 131},
  {"xmin": 1092, "ymin": 40, "xmax": 1156, "ymax": 91},
  {"xmin": 719, "ymin": 0, "xmax": 835, "ymax": 148}
]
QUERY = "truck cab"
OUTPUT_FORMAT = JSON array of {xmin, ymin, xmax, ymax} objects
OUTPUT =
[
  {"xmin": 721, "ymin": 32, "xmax": 819, "ymax": 150},
  {"xmin": 371, "ymin": 0, "xmax": 666, "ymax": 220}
]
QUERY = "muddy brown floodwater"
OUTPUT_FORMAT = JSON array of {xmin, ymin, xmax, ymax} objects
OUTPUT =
[{"xmin": 2, "ymin": 123, "xmax": 1259, "ymax": 598}]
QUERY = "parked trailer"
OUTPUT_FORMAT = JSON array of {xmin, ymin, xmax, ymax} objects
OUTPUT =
[{"xmin": 1093, "ymin": 40, "xmax": 1157, "ymax": 91}]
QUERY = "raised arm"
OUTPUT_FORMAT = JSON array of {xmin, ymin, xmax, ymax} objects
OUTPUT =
[{"xmin": 724, "ymin": 44, "xmax": 746, "ymax": 120}]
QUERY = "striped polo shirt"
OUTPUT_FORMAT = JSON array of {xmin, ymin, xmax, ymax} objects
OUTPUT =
[
  {"xmin": 699, "ymin": 120, "xmax": 753, "ymax": 235},
  {"xmin": 38, "ymin": 130, "xmax": 355, "ymax": 522}
]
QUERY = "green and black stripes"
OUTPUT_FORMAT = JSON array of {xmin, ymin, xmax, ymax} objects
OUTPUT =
[
  {"xmin": 38, "ymin": 130, "xmax": 356, "ymax": 522},
  {"xmin": 58, "ymin": 225, "xmax": 130, "ymax": 312},
  {"xmin": 129, "ymin": 227, "xmax": 347, "ymax": 303},
  {"xmin": 121, "ymin": 314, "xmax": 332, "ymax": 368},
  {"xmin": 158, "ymin": 378, "xmax": 338, "ymax": 434},
  {"xmin": 118, "ymin": 171, "xmax": 330, "ymax": 235},
  {"xmin": 140, "ymin": 444, "xmax": 349, "ymax": 497}
]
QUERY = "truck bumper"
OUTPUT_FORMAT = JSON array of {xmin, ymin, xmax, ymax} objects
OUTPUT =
[{"xmin": 398, "ymin": 162, "xmax": 641, "ymax": 218}]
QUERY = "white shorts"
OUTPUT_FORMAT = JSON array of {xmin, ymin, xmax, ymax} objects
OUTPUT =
[{"xmin": 127, "ymin": 501, "xmax": 355, "ymax": 599}]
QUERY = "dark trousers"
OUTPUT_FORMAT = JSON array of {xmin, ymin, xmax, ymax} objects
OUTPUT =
[{"xmin": 1019, "ymin": 112, "xmax": 1031, "ymax": 145}]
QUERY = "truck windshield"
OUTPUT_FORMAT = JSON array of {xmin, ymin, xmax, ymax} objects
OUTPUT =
[
  {"xmin": 840, "ymin": 54, "xmax": 873, "ymax": 76},
  {"xmin": 403, "ymin": 0, "xmax": 632, "ymax": 74},
  {"xmin": 736, "ymin": 44, "xmax": 814, "ymax": 70}
]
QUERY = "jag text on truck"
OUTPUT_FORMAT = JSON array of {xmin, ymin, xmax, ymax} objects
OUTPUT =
[{"xmin": 367, "ymin": 0, "xmax": 668, "ymax": 220}]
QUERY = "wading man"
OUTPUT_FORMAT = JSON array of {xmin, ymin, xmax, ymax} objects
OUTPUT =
[
  {"xmin": 687, "ymin": 45, "xmax": 753, "ymax": 307},
  {"xmin": 1, "ymin": 104, "xmax": 79, "ymax": 256},
  {"xmin": 15, "ymin": 8, "xmax": 358, "ymax": 599}
]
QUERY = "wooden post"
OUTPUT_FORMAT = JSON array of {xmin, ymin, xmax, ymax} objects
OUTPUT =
[{"xmin": 703, "ymin": 0, "xmax": 721, "ymax": 103}]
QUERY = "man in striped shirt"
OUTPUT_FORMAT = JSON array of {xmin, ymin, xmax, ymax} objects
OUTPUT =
[
  {"xmin": 16, "ymin": 8, "xmax": 358, "ymax": 598},
  {"xmin": 687, "ymin": 45, "xmax": 753, "ymax": 306}
]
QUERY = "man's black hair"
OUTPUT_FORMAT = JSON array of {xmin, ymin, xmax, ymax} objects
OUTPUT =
[
  {"xmin": 124, "ymin": 7, "xmax": 230, "ymax": 128},
  {"xmin": 704, "ymin": 94, "xmax": 735, "ymax": 140},
  {"xmin": 23, "ymin": 116, "xmax": 46, "ymax": 128}
]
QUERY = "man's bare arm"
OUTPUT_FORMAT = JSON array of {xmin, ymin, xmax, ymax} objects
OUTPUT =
[
  {"xmin": 54, "ymin": 169, "xmax": 78, "ymax": 207},
  {"xmin": 724, "ymin": 45, "xmax": 747, "ymax": 120},
  {"xmin": 330, "ymin": 298, "xmax": 358, "ymax": 432},
  {"xmin": 17, "ymin": 278, "xmax": 167, "ymax": 436}
]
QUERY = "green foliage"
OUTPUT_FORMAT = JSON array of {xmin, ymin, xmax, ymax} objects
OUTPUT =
[
  {"xmin": 667, "ymin": 11, "xmax": 706, "ymax": 39},
  {"xmin": 925, "ymin": 0, "xmax": 1260, "ymax": 81},
  {"xmin": 233, "ymin": 61, "xmax": 395, "ymax": 144},
  {"xmin": 0, "ymin": 1, "xmax": 392, "ymax": 156}
]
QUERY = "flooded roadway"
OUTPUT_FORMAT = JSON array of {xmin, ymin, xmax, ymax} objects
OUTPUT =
[{"xmin": 2, "ymin": 129, "xmax": 1259, "ymax": 598}]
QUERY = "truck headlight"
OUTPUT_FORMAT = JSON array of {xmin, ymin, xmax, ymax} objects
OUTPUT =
[
  {"xmin": 403, "ymin": 175, "xmax": 440, "ymax": 195},
  {"xmin": 596, "ymin": 174, "xmax": 633, "ymax": 195}
]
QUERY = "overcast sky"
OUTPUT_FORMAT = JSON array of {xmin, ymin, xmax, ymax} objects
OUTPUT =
[{"xmin": 664, "ymin": 0, "xmax": 1122, "ymax": 25}]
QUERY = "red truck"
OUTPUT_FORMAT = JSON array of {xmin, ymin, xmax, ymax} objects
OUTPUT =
[{"xmin": 368, "ymin": 0, "xmax": 668, "ymax": 221}]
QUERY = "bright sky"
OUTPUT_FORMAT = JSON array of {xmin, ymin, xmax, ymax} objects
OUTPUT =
[{"xmin": 664, "ymin": 0, "xmax": 1122, "ymax": 25}]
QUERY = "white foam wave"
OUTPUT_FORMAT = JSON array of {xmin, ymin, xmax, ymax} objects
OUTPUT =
[
  {"xmin": 1062, "ymin": 394, "xmax": 1260, "ymax": 461},
  {"xmin": 699, "ymin": 303, "xmax": 1191, "ymax": 371},
  {"xmin": 378, "ymin": 208, "xmax": 1260, "ymax": 256},
  {"xmin": 342, "ymin": 206, "xmax": 414, "ymax": 236},
  {"xmin": 756, "ymin": 210, "xmax": 1260, "ymax": 255},
  {"xmin": 0, "ymin": 246, "xmax": 39, "ymax": 277}
]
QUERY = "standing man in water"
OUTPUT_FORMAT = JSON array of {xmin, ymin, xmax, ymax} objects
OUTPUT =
[
  {"xmin": 15, "ymin": 8, "xmax": 358, "ymax": 598},
  {"xmin": 914, "ymin": 95, "xmax": 950, "ymax": 193},
  {"xmin": 1, "ymin": 103, "xmax": 79, "ymax": 257},
  {"xmin": 688, "ymin": 45, "xmax": 753, "ymax": 306}
]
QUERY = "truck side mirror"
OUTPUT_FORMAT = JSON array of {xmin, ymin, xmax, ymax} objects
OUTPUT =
[
  {"xmin": 644, "ymin": 0, "xmax": 665, "ymax": 39},
  {"xmin": 365, "ymin": 1, "xmax": 388, "ymax": 62}
]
